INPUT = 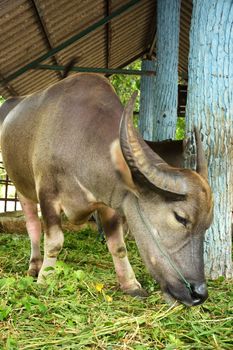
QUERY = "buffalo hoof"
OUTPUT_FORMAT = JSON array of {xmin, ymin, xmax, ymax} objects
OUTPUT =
[
  {"xmin": 125, "ymin": 287, "xmax": 149, "ymax": 298},
  {"xmin": 27, "ymin": 258, "xmax": 43, "ymax": 277},
  {"xmin": 27, "ymin": 268, "xmax": 39, "ymax": 278}
]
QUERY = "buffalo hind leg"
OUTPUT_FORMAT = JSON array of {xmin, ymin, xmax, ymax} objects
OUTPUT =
[
  {"xmin": 37, "ymin": 194, "xmax": 64, "ymax": 283},
  {"xmin": 98, "ymin": 207, "xmax": 148, "ymax": 297},
  {"xmin": 18, "ymin": 193, "xmax": 43, "ymax": 277}
]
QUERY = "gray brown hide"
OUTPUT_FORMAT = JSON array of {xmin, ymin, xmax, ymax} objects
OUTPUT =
[{"xmin": 0, "ymin": 73, "xmax": 213, "ymax": 306}]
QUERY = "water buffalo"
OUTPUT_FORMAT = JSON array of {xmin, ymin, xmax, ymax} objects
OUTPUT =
[{"xmin": 0, "ymin": 73, "xmax": 213, "ymax": 306}]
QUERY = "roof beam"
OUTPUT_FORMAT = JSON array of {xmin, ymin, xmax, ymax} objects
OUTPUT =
[
  {"xmin": 35, "ymin": 64, "xmax": 156, "ymax": 76},
  {"xmin": 30, "ymin": 0, "xmax": 63, "ymax": 79},
  {"xmin": 0, "ymin": 73, "xmax": 18, "ymax": 96},
  {"xmin": 148, "ymin": 31, "xmax": 156, "ymax": 59},
  {"xmin": 0, "ymin": 0, "xmax": 141, "ymax": 86}
]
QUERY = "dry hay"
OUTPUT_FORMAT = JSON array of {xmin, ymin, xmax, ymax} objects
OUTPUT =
[{"xmin": 0, "ymin": 211, "xmax": 97, "ymax": 234}]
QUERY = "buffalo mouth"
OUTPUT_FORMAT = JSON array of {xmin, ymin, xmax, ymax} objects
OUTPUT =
[{"xmin": 163, "ymin": 282, "xmax": 208, "ymax": 307}]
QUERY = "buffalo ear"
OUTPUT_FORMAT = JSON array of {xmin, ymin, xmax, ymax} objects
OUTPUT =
[{"xmin": 110, "ymin": 139, "xmax": 139, "ymax": 197}]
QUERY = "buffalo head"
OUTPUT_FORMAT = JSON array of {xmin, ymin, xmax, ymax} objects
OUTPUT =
[{"xmin": 111, "ymin": 93, "xmax": 213, "ymax": 306}]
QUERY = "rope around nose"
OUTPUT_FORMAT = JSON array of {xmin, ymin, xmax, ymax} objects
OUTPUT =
[{"xmin": 135, "ymin": 198, "xmax": 192, "ymax": 293}]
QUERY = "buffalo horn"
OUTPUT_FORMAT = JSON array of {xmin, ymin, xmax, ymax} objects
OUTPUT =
[
  {"xmin": 194, "ymin": 127, "xmax": 208, "ymax": 179},
  {"xmin": 119, "ymin": 92, "xmax": 189, "ymax": 197}
]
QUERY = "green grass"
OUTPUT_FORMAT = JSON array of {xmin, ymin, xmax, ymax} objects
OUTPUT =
[{"xmin": 0, "ymin": 227, "xmax": 232, "ymax": 349}]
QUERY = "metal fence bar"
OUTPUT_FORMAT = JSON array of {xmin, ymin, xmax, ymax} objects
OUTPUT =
[
  {"xmin": 14, "ymin": 190, "xmax": 18, "ymax": 211},
  {"xmin": 4, "ymin": 175, "xmax": 9, "ymax": 212},
  {"xmin": 0, "ymin": 161, "xmax": 19, "ymax": 212}
]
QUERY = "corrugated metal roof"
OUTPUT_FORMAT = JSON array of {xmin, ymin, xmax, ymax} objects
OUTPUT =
[{"xmin": 0, "ymin": 0, "xmax": 192, "ymax": 99}]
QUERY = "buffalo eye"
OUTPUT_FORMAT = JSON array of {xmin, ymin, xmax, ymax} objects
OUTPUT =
[{"xmin": 174, "ymin": 211, "xmax": 188, "ymax": 227}]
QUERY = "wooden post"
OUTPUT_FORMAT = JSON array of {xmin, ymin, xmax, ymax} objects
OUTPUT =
[
  {"xmin": 185, "ymin": 0, "xmax": 233, "ymax": 278},
  {"xmin": 153, "ymin": 0, "xmax": 181, "ymax": 141},
  {"xmin": 139, "ymin": 59, "xmax": 156, "ymax": 140}
]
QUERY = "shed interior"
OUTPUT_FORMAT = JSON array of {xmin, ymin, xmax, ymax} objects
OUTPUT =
[{"xmin": 0, "ymin": 0, "xmax": 192, "ymax": 212}]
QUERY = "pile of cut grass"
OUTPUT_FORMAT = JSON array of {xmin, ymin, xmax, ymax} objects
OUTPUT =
[{"xmin": 0, "ymin": 227, "xmax": 232, "ymax": 349}]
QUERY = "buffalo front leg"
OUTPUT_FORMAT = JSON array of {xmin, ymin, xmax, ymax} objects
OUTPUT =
[
  {"xmin": 18, "ymin": 193, "xmax": 43, "ymax": 277},
  {"xmin": 37, "ymin": 195, "xmax": 64, "ymax": 283},
  {"xmin": 98, "ymin": 207, "xmax": 148, "ymax": 297}
]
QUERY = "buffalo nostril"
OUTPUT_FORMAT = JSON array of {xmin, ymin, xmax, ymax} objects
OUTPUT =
[{"xmin": 190, "ymin": 283, "xmax": 208, "ymax": 303}]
